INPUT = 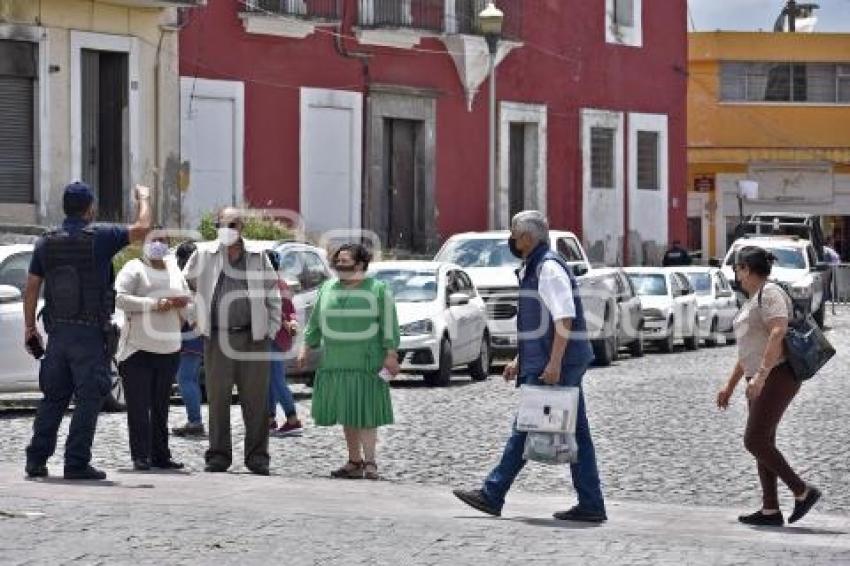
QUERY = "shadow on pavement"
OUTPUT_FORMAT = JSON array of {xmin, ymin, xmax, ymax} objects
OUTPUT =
[
  {"xmin": 747, "ymin": 525, "xmax": 848, "ymax": 536},
  {"xmin": 509, "ymin": 516, "xmax": 605, "ymax": 530}
]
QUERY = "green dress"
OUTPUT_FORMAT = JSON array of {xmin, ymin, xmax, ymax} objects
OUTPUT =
[{"xmin": 305, "ymin": 277, "xmax": 400, "ymax": 428}]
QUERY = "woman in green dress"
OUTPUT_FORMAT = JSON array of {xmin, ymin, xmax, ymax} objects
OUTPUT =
[{"xmin": 297, "ymin": 243, "xmax": 400, "ymax": 480}]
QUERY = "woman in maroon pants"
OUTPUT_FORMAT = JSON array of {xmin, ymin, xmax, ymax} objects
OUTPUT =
[{"xmin": 717, "ymin": 246, "xmax": 821, "ymax": 526}]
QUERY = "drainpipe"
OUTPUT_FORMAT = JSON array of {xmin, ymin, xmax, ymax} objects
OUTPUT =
[{"xmin": 334, "ymin": 0, "xmax": 372, "ymax": 240}]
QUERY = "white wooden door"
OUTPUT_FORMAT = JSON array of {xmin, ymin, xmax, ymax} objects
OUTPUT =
[
  {"xmin": 180, "ymin": 78, "xmax": 244, "ymax": 230},
  {"xmin": 300, "ymin": 88, "xmax": 362, "ymax": 238}
]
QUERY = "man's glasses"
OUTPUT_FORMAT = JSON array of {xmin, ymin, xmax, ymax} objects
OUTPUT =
[{"xmin": 214, "ymin": 221, "xmax": 239, "ymax": 229}]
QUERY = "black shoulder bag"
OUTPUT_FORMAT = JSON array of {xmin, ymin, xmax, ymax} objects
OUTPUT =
[{"xmin": 758, "ymin": 284, "xmax": 835, "ymax": 382}]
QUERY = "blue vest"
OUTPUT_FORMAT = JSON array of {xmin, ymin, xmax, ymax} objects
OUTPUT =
[{"xmin": 517, "ymin": 243, "xmax": 594, "ymax": 383}]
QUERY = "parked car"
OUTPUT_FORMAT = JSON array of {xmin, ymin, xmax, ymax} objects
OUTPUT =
[
  {"xmin": 594, "ymin": 267, "xmax": 644, "ymax": 358},
  {"xmin": 720, "ymin": 235, "xmax": 830, "ymax": 327},
  {"xmin": 433, "ymin": 231, "xmax": 618, "ymax": 365},
  {"xmin": 624, "ymin": 267, "xmax": 700, "ymax": 353},
  {"xmin": 677, "ymin": 266, "xmax": 738, "ymax": 347},
  {"xmin": 0, "ymin": 244, "xmax": 125, "ymax": 410},
  {"xmin": 369, "ymin": 261, "xmax": 490, "ymax": 387}
]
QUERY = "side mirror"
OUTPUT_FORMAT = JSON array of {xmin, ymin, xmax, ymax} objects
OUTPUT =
[
  {"xmin": 708, "ymin": 258, "xmax": 721, "ymax": 268},
  {"xmin": 812, "ymin": 263, "xmax": 830, "ymax": 273},
  {"xmin": 571, "ymin": 263, "xmax": 589, "ymax": 277},
  {"xmin": 448, "ymin": 293, "xmax": 470, "ymax": 307},
  {"xmin": 717, "ymin": 290, "xmax": 733, "ymax": 298},
  {"xmin": 0, "ymin": 284, "xmax": 22, "ymax": 304}
]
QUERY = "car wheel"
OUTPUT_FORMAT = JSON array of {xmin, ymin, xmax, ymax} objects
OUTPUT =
[
  {"xmin": 628, "ymin": 333, "xmax": 645, "ymax": 358},
  {"xmin": 684, "ymin": 318, "xmax": 700, "ymax": 351},
  {"xmin": 101, "ymin": 372, "xmax": 126, "ymax": 413},
  {"xmin": 468, "ymin": 334, "xmax": 491, "ymax": 382},
  {"xmin": 659, "ymin": 319, "xmax": 675, "ymax": 353},
  {"xmin": 813, "ymin": 302, "xmax": 826, "ymax": 328},
  {"xmin": 424, "ymin": 337, "xmax": 452, "ymax": 387},
  {"xmin": 724, "ymin": 330, "xmax": 737, "ymax": 346},
  {"xmin": 704, "ymin": 318, "xmax": 719, "ymax": 348}
]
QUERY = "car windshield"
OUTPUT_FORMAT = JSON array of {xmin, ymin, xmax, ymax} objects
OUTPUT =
[
  {"xmin": 371, "ymin": 269, "xmax": 438, "ymax": 303},
  {"xmin": 628, "ymin": 274, "xmax": 668, "ymax": 296},
  {"xmin": 436, "ymin": 238, "xmax": 521, "ymax": 269},
  {"xmin": 685, "ymin": 273, "xmax": 711, "ymax": 295},
  {"xmin": 725, "ymin": 246, "xmax": 806, "ymax": 269}
]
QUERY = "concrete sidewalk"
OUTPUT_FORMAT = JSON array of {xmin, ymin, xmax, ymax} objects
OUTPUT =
[{"xmin": 0, "ymin": 464, "xmax": 848, "ymax": 565}]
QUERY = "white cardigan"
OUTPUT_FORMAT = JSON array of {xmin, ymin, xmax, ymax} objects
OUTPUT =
[{"xmin": 114, "ymin": 257, "xmax": 191, "ymax": 362}]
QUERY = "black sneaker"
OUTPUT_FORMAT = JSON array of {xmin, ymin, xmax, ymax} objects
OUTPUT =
[
  {"xmin": 738, "ymin": 510, "xmax": 784, "ymax": 527},
  {"xmin": 247, "ymin": 463, "xmax": 270, "ymax": 476},
  {"xmin": 789, "ymin": 487, "xmax": 822, "ymax": 524},
  {"xmin": 452, "ymin": 489, "xmax": 501, "ymax": 517},
  {"xmin": 553, "ymin": 505, "xmax": 608, "ymax": 523},
  {"xmin": 63, "ymin": 465, "xmax": 107, "ymax": 481},
  {"xmin": 25, "ymin": 463, "xmax": 48, "ymax": 479}
]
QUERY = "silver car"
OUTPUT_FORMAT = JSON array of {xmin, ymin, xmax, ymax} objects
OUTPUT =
[{"xmin": 677, "ymin": 266, "xmax": 738, "ymax": 347}]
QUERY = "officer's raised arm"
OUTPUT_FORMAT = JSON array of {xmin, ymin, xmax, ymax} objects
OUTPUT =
[{"xmin": 128, "ymin": 184, "xmax": 153, "ymax": 245}]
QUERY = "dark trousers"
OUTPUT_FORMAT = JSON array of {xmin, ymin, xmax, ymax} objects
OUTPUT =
[
  {"xmin": 204, "ymin": 332, "xmax": 270, "ymax": 469},
  {"xmin": 26, "ymin": 324, "xmax": 111, "ymax": 470},
  {"xmin": 744, "ymin": 363, "xmax": 806, "ymax": 509},
  {"xmin": 118, "ymin": 351, "xmax": 180, "ymax": 464}
]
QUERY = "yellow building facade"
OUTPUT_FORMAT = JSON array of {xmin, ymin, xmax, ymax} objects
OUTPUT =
[
  {"xmin": 0, "ymin": 0, "xmax": 199, "ymax": 226},
  {"xmin": 687, "ymin": 32, "xmax": 850, "ymax": 261}
]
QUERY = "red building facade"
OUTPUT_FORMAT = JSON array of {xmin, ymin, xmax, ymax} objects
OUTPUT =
[{"xmin": 179, "ymin": 0, "xmax": 687, "ymax": 264}]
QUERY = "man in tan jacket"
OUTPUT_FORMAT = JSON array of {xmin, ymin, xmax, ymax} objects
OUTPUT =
[{"xmin": 183, "ymin": 208, "xmax": 281, "ymax": 475}]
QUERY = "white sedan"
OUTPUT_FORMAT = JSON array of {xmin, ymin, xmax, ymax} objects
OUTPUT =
[
  {"xmin": 0, "ymin": 243, "xmax": 125, "ymax": 410},
  {"xmin": 677, "ymin": 266, "xmax": 738, "ymax": 347},
  {"xmin": 624, "ymin": 267, "xmax": 700, "ymax": 353},
  {"xmin": 369, "ymin": 261, "xmax": 491, "ymax": 387}
]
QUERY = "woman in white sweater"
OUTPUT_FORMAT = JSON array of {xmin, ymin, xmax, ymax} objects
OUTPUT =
[{"xmin": 115, "ymin": 234, "xmax": 190, "ymax": 471}]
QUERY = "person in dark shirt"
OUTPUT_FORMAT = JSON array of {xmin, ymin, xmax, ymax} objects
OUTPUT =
[
  {"xmin": 24, "ymin": 181, "xmax": 152, "ymax": 481},
  {"xmin": 662, "ymin": 240, "xmax": 693, "ymax": 267}
]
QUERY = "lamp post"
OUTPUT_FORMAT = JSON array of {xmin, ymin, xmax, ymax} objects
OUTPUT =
[{"xmin": 479, "ymin": 1, "xmax": 503, "ymax": 229}]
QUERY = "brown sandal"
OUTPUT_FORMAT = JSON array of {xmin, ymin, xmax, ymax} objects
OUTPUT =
[
  {"xmin": 331, "ymin": 460, "xmax": 364, "ymax": 479},
  {"xmin": 363, "ymin": 461, "xmax": 379, "ymax": 481}
]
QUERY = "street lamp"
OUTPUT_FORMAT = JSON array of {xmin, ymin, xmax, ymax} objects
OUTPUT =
[{"xmin": 479, "ymin": 1, "xmax": 503, "ymax": 228}]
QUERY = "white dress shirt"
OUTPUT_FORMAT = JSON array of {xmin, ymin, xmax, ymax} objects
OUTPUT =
[{"xmin": 519, "ymin": 259, "xmax": 576, "ymax": 321}]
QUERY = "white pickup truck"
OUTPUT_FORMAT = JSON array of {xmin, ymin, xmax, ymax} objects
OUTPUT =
[{"xmin": 434, "ymin": 231, "xmax": 619, "ymax": 365}]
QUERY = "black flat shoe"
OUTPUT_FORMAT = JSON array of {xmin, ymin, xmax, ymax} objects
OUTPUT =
[
  {"xmin": 132, "ymin": 459, "xmax": 151, "ymax": 471},
  {"xmin": 64, "ymin": 465, "xmax": 107, "ymax": 481},
  {"xmin": 789, "ymin": 487, "xmax": 822, "ymax": 524},
  {"xmin": 452, "ymin": 489, "xmax": 501, "ymax": 517},
  {"xmin": 553, "ymin": 505, "xmax": 608, "ymax": 523},
  {"xmin": 247, "ymin": 464, "xmax": 270, "ymax": 476},
  {"xmin": 204, "ymin": 462, "xmax": 229, "ymax": 473},
  {"xmin": 151, "ymin": 459, "xmax": 184, "ymax": 470},
  {"xmin": 25, "ymin": 464, "xmax": 48, "ymax": 478},
  {"xmin": 738, "ymin": 510, "xmax": 784, "ymax": 527}
]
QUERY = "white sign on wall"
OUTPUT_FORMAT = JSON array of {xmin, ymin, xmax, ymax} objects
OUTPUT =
[{"xmin": 748, "ymin": 162, "xmax": 833, "ymax": 204}]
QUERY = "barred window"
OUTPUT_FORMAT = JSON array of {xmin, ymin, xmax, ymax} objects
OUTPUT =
[
  {"xmin": 590, "ymin": 127, "xmax": 616, "ymax": 189},
  {"xmin": 636, "ymin": 130, "xmax": 659, "ymax": 191},
  {"xmin": 720, "ymin": 62, "xmax": 850, "ymax": 103}
]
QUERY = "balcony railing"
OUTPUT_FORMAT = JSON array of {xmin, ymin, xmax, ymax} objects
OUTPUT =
[
  {"xmin": 358, "ymin": 0, "xmax": 522, "ymax": 40},
  {"xmin": 244, "ymin": 0, "xmax": 341, "ymax": 20}
]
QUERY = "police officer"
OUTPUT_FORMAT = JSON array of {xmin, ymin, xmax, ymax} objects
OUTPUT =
[
  {"xmin": 23, "ymin": 182, "xmax": 152, "ymax": 480},
  {"xmin": 662, "ymin": 239, "xmax": 693, "ymax": 267}
]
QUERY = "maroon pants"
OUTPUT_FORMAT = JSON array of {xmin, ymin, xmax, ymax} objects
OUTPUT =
[{"xmin": 744, "ymin": 363, "xmax": 806, "ymax": 509}]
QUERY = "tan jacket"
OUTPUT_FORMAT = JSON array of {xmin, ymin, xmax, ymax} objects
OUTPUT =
[{"xmin": 183, "ymin": 240, "xmax": 282, "ymax": 341}]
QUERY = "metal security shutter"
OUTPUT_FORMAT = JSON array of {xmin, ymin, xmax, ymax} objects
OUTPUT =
[{"xmin": 0, "ymin": 40, "xmax": 36, "ymax": 204}]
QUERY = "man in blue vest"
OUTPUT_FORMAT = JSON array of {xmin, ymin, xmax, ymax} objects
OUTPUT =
[
  {"xmin": 453, "ymin": 210, "xmax": 607, "ymax": 522},
  {"xmin": 23, "ymin": 181, "xmax": 152, "ymax": 480}
]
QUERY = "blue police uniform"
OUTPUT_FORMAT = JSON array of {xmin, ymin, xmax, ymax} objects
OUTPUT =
[
  {"xmin": 25, "ymin": 184, "xmax": 129, "ymax": 474},
  {"xmin": 481, "ymin": 242, "xmax": 606, "ymax": 515}
]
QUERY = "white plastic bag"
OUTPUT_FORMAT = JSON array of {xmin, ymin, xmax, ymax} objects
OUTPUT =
[
  {"xmin": 516, "ymin": 385, "xmax": 579, "ymax": 434},
  {"xmin": 523, "ymin": 432, "xmax": 578, "ymax": 465}
]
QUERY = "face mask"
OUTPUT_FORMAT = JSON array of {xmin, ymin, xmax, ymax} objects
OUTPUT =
[
  {"xmin": 508, "ymin": 237, "xmax": 523, "ymax": 259},
  {"xmin": 334, "ymin": 263, "xmax": 356, "ymax": 274},
  {"xmin": 144, "ymin": 241, "xmax": 169, "ymax": 261},
  {"xmin": 217, "ymin": 227, "xmax": 239, "ymax": 247}
]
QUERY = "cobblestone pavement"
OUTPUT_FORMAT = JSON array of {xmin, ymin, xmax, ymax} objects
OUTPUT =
[
  {"xmin": 1, "ymin": 307, "xmax": 848, "ymax": 522},
  {"xmin": 1, "ymin": 463, "xmax": 849, "ymax": 565}
]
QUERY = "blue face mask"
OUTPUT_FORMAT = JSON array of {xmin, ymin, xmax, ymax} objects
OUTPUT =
[{"xmin": 144, "ymin": 241, "xmax": 170, "ymax": 261}]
